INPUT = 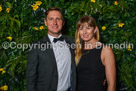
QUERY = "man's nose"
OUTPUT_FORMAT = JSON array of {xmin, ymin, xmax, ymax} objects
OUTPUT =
[{"xmin": 53, "ymin": 19, "xmax": 57, "ymax": 24}]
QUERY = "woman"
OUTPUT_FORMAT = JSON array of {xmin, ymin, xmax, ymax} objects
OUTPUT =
[{"xmin": 75, "ymin": 16, "xmax": 116, "ymax": 91}]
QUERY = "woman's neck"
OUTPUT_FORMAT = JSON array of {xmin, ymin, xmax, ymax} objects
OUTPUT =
[{"xmin": 84, "ymin": 38, "xmax": 101, "ymax": 49}]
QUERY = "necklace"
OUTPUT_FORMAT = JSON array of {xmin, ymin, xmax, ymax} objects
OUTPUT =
[{"xmin": 82, "ymin": 50, "xmax": 90, "ymax": 55}]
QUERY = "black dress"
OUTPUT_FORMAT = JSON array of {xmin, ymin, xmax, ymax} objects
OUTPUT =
[{"xmin": 76, "ymin": 46, "xmax": 106, "ymax": 91}]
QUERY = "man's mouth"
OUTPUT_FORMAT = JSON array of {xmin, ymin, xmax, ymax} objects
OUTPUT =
[{"xmin": 52, "ymin": 26, "xmax": 58, "ymax": 29}]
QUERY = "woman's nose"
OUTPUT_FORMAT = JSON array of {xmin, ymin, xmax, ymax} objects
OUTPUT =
[{"xmin": 83, "ymin": 29, "xmax": 87, "ymax": 34}]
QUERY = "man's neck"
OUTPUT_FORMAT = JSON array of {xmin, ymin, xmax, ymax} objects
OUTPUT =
[{"xmin": 48, "ymin": 33, "xmax": 62, "ymax": 38}]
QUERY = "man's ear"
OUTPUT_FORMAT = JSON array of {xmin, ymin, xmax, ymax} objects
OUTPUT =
[
  {"xmin": 44, "ymin": 19, "xmax": 47, "ymax": 26},
  {"xmin": 63, "ymin": 20, "xmax": 65, "ymax": 26}
]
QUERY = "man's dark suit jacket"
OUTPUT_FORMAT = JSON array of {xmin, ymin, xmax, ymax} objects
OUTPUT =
[{"xmin": 26, "ymin": 35, "xmax": 76, "ymax": 91}]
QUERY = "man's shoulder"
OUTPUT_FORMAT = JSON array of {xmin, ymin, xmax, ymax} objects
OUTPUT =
[
  {"xmin": 28, "ymin": 35, "xmax": 50, "ymax": 51},
  {"xmin": 62, "ymin": 35, "xmax": 75, "ymax": 43},
  {"xmin": 32, "ymin": 35, "xmax": 49, "ymax": 44}
]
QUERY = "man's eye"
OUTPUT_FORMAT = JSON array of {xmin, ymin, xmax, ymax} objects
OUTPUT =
[
  {"xmin": 56, "ymin": 18, "xmax": 61, "ymax": 20},
  {"xmin": 49, "ymin": 18, "xmax": 53, "ymax": 20}
]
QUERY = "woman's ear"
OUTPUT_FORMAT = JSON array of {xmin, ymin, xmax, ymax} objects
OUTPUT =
[{"xmin": 94, "ymin": 26, "xmax": 98, "ymax": 33}]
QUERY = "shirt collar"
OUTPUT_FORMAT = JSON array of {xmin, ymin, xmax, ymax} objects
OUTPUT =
[{"xmin": 48, "ymin": 34, "xmax": 62, "ymax": 43}]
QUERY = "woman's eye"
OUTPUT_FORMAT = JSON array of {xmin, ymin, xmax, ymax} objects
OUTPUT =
[
  {"xmin": 87, "ymin": 27, "xmax": 90, "ymax": 29},
  {"xmin": 79, "ymin": 28, "xmax": 83, "ymax": 30}
]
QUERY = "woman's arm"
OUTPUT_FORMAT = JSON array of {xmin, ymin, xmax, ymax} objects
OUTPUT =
[{"xmin": 102, "ymin": 46, "xmax": 116, "ymax": 91}]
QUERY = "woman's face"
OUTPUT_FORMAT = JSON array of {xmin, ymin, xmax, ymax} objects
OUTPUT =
[{"xmin": 78, "ymin": 23, "xmax": 95, "ymax": 42}]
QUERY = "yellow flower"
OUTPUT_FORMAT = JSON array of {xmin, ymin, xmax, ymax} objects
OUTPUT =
[
  {"xmin": 128, "ymin": 45, "xmax": 131, "ymax": 49},
  {"xmin": 102, "ymin": 26, "xmax": 106, "ymax": 31},
  {"xmin": 0, "ymin": 68, "xmax": 6, "ymax": 74},
  {"xmin": 31, "ymin": 5, "xmax": 39, "ymax": 11},
  {"xmin": 2, "ymin": 70, "xmax": 6, "ymax": 74},
  {"xmin": 91, "ymin": 0, "xmax": 96, "ymax": 3},
  {"xmin": 118, "ymin": 23, "xmax": 124, "ymax": 28},
  {"xmin": 128, "ymin": 48, "xmax": 132, "ymax": 51},
  {"xmin": 0, "ymin": 5, "xmax": 2, "ymax": 12},
  {"xmin": 114, "ymin": 1, "xmax": 118, "ymax": 5},
  {"xmin": 6, "ymin": 8, "xmax": 10, "ymax": 13},
  {"xmin": 0, "ymin": 68, "xmax": 4, "ymax": 71},
  {"xmin": 1, "ymin": 85, "xmax": 8, "ymax": 90},
  {"xmin": 7, "ymin": 36, "xmax": 12, "ymax": 41},
  {"xmin": 128, "ymin": 45, "xmax": 132, "ymax": 51},
  {"xmin": 40, "ymin": 26, "xmax": 44, "ymax": 30},
  {"xmin": 33, "ymin": 27, "xmax": 38, "ymax": 30},
  {"xmin": 36, "ymin": 1, "xmax": 42, "ymax": 6}
]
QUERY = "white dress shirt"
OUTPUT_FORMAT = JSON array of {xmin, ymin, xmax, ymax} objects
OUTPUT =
[{"xmin": 48, "ymin": 34, "xmax": 71, "ymax": 91}]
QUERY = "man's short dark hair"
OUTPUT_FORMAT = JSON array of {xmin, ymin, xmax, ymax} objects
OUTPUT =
[{"xmin": 45, "ymin": 7, "xmax": 64, "ymax": 20}]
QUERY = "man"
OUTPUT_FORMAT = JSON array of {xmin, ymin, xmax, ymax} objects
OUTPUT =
[{"xmin": 26, "ymin": 7, "xmax": 76, "ymax": 91}]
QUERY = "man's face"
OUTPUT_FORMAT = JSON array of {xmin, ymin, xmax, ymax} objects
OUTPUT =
[{"xmin": 44, "ymin": 10, "xmax": 64, "ymax": 37}]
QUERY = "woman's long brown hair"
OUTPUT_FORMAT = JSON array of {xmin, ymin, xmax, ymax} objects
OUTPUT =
[{"xmin": 75, "ymin": 16, "xmax": 100, "ymax": 65}]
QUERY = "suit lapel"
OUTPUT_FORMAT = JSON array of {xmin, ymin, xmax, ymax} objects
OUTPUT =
[
  {"xmin": 43, "ymin": 35, "xmax": 75, "ymax": 70},
  {"xmin": 63, "ymin": 35, "xmax": 74, "ymax": 53},
  {"xmin": 43, "ymin": 35, "xmax": 57, "ymax": 67}
]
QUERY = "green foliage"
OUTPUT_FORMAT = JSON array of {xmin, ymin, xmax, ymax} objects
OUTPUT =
[{"xmin": 0, "ymin": 0, "xmax": 136, "ymax": 90}]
